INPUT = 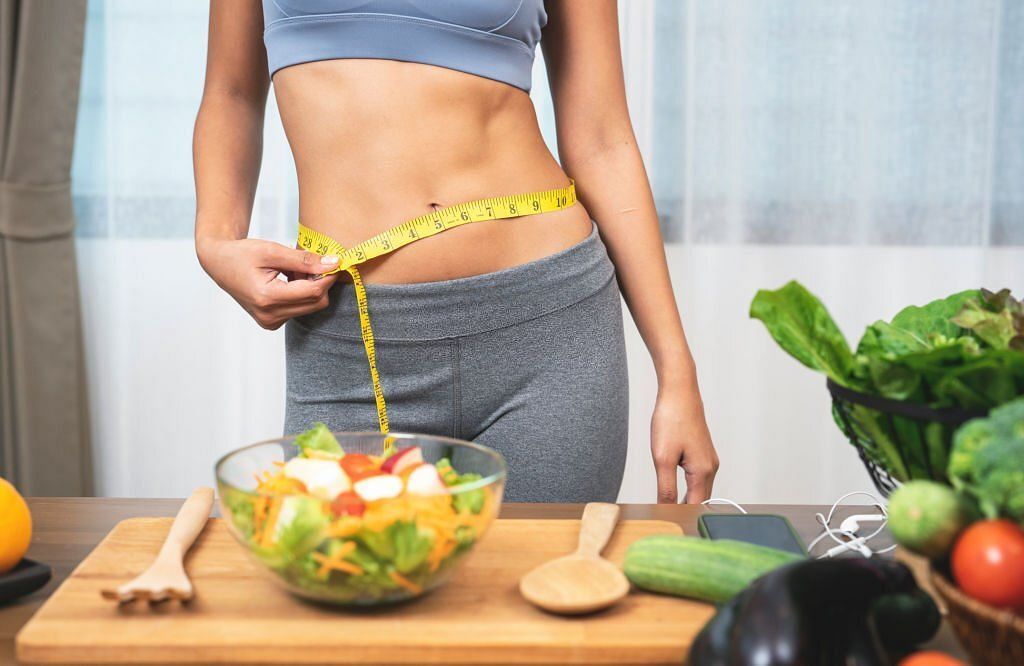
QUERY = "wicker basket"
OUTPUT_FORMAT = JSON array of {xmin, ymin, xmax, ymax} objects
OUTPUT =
[
  {"xmin": 827, "ymin": 379, "xmax": 987, "ymax": 497},
  {"xmin": 930, "ymin": 567, "xmax": 1024, "ymax": 666}
]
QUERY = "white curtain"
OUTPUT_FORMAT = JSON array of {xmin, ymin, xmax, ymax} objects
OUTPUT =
[{"xmin": 74, "ymin": 0, "xmax": 1023, "ymax": 502}]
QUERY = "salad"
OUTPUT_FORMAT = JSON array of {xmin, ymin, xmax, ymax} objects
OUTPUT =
[{"xmin": 221, "ymin": 424, "xmax": 497, "ymax": 604}]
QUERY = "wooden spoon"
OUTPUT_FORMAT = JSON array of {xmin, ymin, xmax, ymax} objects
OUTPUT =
[{"xmin": 519, "ymin": 502, "xmax": 630, "ymax": 615}]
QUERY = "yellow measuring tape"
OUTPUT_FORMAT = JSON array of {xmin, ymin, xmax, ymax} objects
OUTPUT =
[{"xmin": 296, "ymin": 179, "xmax": 578, "ymax": 434}]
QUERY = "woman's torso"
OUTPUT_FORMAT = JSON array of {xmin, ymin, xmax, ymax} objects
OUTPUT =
[{"xmin": 264, "ymin": 1, "xmax": 593, "ymax": 284}]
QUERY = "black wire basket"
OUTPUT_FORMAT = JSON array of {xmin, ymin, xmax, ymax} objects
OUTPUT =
[{"xmin": 827, "ymin": 379, "xmax": 987, "ymax": 497}]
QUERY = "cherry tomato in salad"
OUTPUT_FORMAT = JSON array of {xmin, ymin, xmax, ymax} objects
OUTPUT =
[
  {"xmin": 340, "ymin": 453, "xmax": 381, "ymax": 482},
  {"xmin": 898, "ymin": 651, "xmax": 965, "ymax": 666},
  {"xmin": 951, "ymin": 519, "xmax": 1024, "ymax": 611},
  {"xmin": 330, "ymin": 491, "xmax": 366, "ymax": 517}
]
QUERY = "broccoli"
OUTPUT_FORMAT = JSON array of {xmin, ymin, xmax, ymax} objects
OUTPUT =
[{"xmin": 949, "ymin": 397, "xmax": 1024, "ymax": 523}]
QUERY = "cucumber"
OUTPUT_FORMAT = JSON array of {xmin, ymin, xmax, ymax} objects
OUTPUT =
[
  {"xmin": 887, "ymin": 480, "xmax": 971, "ymax": 559},
  {"xmin": 623, "ymin": 535, "xmax": 804, "ymax": 604}
]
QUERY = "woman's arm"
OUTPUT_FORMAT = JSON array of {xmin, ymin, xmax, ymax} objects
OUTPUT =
[
  {"xmin": 194, "ymin": 0, "xmax": 337, "ymax": 330},
  {"xmin": 541, "ymin": 0, "xmax": 719, "ymax": 503}
]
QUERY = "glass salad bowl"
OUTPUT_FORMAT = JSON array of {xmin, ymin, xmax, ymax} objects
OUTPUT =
[{"xmin": 214, "ymin": 427, "xmax": 506, "ymax": 606}]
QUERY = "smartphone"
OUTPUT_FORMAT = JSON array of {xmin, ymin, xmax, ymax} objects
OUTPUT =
[{"xmin": 697, "ymin": 513, "xmax": 808, "ymax": 556}]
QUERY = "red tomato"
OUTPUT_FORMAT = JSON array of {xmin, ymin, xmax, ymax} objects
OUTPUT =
[
  {"xmin": 339, "ymin": 454, "xmax": 381, "ymax": 482},
  {"xmin": 898, "ymin": 651, "xmax": 965, "ymax": 666},
  {"xmin": 330, "ymin": 491, "xmax": 365, "ymax": 517},
  {"xmin": 951, "ymin": 519, "xmax": 1024, "ymax": 610}
]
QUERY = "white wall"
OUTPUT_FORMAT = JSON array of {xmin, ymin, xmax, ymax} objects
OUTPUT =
[{"xmin": 78, "ymin": 239, "xmax": 1022, "ymax": 502}]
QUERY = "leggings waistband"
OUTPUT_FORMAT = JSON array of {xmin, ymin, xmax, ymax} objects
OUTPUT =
[{"xmin": 296, "ymin": 220, "xmax": 616, "ymax": 341}]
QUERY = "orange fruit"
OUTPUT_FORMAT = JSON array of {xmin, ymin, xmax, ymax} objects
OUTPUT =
[
  {"xmin": 899, "ymin": 651, "xmax": 966, "ymax": 666},
  {"xmin": 0, "ymin": 477, "xmax": 32, "ymax": 573}
]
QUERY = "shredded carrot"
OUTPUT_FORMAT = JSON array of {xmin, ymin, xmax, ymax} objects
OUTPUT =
[
  {"xmin": 250, "ymin": 495, "xmax": 270, "ymax": 542},
  {"xmin": 331, "ymin": 561, "xmax": 364, "ymax": 576},
  {"xmin": 258, "ymin": 496, "xmax": 284, "ymax": 548},
  {"xmin": 312, "ymin": 548, "xmax": 363, "ymax": 578},
  {"xmin": 427, "ymin": 538, "xmax": 457, "ymax": 572},
  {"xmin": 389, "ymin": 570, "xmax": 422, "ymax": 595},
  {"xmin": 326, "ymin": 516, "xmax": 363, "ymax": 538}
]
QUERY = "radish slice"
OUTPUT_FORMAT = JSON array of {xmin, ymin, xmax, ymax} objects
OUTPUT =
[
  {"xmin": 282, "ymin": 458, "xmax": 351, "ymax": 501},
  {"xmin": 381, "ymin": 446, "xmax": 424, "ymax": 475},
  {"xmin": 353, "ymin": 474, "xmax": 404, "ymax": 502},
  {"xmin": 406, "ymin": 464, "xmax": 448, "ymax": 496}
]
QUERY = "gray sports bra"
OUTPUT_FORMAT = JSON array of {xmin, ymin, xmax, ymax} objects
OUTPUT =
[{"xmin": 262, "ymin": 1, "xmax": 547, "ymax": 92}]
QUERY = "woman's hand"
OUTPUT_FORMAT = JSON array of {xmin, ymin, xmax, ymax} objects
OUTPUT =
[
  {"xmin": 197, "ymin": 237, "xmax": 340, "ymax": 330},
  {"xmin": 651, "ymin": 382, "xmax": 719, "ymax": 504}
]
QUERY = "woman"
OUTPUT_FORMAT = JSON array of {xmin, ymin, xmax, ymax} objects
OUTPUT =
[{"xmin": 193, "ymin": 0, "xmax": 718, "ymax": 503}]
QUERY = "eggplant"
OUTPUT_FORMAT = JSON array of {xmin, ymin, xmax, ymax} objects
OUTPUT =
[
  {"xmin": 689, "ymin": 558, "xmax": 930, "ymax": 666},
  {"xmin": 871, "ymin": 589, "xmax": 942, "ymax": 652}
]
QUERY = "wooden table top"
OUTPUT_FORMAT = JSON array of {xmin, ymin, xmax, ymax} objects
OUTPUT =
[{"xmin": 1, "ymin": 499, "xmax": 965, "ymax": 664}]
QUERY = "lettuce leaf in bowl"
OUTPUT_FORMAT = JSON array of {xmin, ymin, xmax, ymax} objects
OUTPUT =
[
  {"xmin": 256, "ymin": 495, "xmax": 330, "ymax": 568},
  {"xmin": 294, "ymin": 422, "xmax": 344, "ymax": 457}
]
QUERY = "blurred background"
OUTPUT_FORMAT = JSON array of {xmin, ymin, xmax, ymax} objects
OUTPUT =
[{"xmin": 4, "ymin": 0, "xmax": 1022, "ymax": 502}]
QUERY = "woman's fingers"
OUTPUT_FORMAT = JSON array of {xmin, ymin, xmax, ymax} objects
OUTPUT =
[
  {"xmin": 654, "ymin": 459, "xmax": 679, "ymax": 504},
  {"xmin": 682, "ymin": 460, "xmax": 717, "ymax": 504},
  {"xmin": 250, "ymin": 291, "xmax": 333, "ymax": 330},
  {"xmin": 269, "ymin": 272, "xmax": 339, "ymax": 302},
  {"xmin": 260, "ymin": 241, "xmax": 340, "ymax": 275},
  {"xmin": 249, "ymin": 273, "xmax": 338, "ymax": 329},
  {"xmin": 254, "ymin": 272, "xmax": 338, "ymax": 307},
  {"xmin": 272, "ymin": 295, "xmax": 333, "ymax": 321},
  {"xmin": 198, "ymin": 237, "xmax": 344, "ymax": 330},
  {"xmin": 651, "ymin": 389, "xmax": 720, "ymax": 505},
  {"xmin": 654, "ymin": 449, "xmax": 717, "ymax": 505}
]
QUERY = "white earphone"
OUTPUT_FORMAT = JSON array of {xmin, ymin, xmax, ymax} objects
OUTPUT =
[
  {"xmin": 702, "ymin": 490, "xmax": 896, "ymax": 559},
  {"xmin": 805, "ymin": 491, "xmax": 896, "ymax": 558}
]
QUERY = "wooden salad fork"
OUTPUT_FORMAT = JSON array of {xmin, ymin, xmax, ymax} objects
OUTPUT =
[{"xmin": 101, "ymin": 487, "xmax": 214, "ymax": 603}]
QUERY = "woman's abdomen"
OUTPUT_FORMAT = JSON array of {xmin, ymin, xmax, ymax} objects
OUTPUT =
[{"xmin": 272, "ymin": 59, "xmax": 593, "ymax": 284}]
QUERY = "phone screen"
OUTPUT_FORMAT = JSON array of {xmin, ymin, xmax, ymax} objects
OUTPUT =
[{"xmin": 698, "ymin": 514, "xmax": 808, "ymax": 556}]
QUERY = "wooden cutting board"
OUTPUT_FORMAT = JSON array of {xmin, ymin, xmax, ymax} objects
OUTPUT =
[{"xmin": 17, "ymin": 517, "xmax": 713, "ymax": 664}]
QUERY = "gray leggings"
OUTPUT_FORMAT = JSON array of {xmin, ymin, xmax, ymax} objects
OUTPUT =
[{"xmin": 284, "ymin": 221, "xmax": 628, "ymax": 502}]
